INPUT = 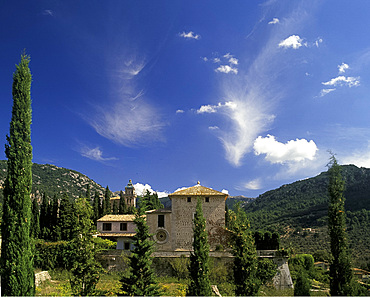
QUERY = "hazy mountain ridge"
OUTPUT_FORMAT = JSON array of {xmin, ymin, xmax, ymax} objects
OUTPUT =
[{"xmin": 0, "ymin": 160, "xmax": 105, "ymax": 202}]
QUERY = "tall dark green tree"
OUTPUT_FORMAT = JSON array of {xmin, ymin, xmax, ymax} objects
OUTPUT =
[
  {"xmin": 1, "ymin": 53, "xmax": 35, "ymax": 296},
  {"xmin": 93, "ymin": 191, "xmax": 101, "ymax": 223},
  {"xmin": 187, "ymin": 198, "xmax": 212, "ymax": 296},
  {"xmin": 103, "ymin": 185, "xmax": 111, "ymax": 216},
  {"xmin": 327, "ymin": 156, "xmax": 353, "ymax": 296},
  {"xmin": 228, "ymin": 203, "xmax": 275, "ymax": 296},
  {"xmin": 70, "ymin": 198, "xmax": 103, "ymax": 296},
  {"xmin": 119, "ymin": 190, "xmax": 127, "ymax": 214},
  {"xmin": 50, "ymin": 194, "xmax": 60, "ymax": 241},
  {"xmin": 120, "ymin": 208, "xmax": 160, "ymax": 296},
  {"xmin": 40, "ymin": 192, "xmax": 50, "ymax": 239},
  {"xmin": 139, "ymin": 190, "xmax": 163, "ymax": 211},
  {"xmin": 59, "ymin": 193, "xmax": 76, "ymax": 241},
  {"xmin": 31, "ymin": 197, "xmax": 40, "ymax": 239}
]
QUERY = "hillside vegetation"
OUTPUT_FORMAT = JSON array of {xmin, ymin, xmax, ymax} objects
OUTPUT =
[
  {"xmin": 0, "ymin": 160, "xmax": 105, "ymax": 202},
  {"xmin": 243, "ymin": 164, "xmax": 370, "ymax": 268}
]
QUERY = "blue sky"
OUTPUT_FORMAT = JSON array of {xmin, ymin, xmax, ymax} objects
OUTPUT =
[{"xmin": 1, "ymin": 1, "xmax": 370, "ymax": 197}]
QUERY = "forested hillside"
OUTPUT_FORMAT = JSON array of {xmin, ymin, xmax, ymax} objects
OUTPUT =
[
  {"xmin": 243, "ymin": 164, "xmax": 370, "ymax": 268},
  {"xmin": 0, "ymin": 160, "xmax": 105, "ymax": 202}
]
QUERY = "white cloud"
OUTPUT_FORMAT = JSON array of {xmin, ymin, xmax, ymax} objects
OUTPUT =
[
  {"xmin": 80, "ymin": 146, "xmax": 117, "ymax": 162},
  {"xmin": 221, "ymin": 189, "xmax": 229, "ymax": 194},
  {"xmin": 197, "ymin": 101, "xmax": 236, "ymax": 114},
  {"xmin": 213, "ymin": 57, "xmax": 221, "ymax": 63},
  {"xmin": 319, "ymin": 88, "xmax": 336, "ymax": 97},
  {"xmin": 179, "ymin": 31, "xmax": 201, "ymax": 40},
  {"xmin": 322, "ymin": 76, "xmax": 360, "ymax": 88},
  {"xmin": 208, "ymin": 126, "xmax": 219, "ymax": 130},
  {"xmin": 314, "ymin": 38, "xmax": 323, "ymax": 47},
  {"xmin": 338, "ymin": 63, "xmax": 349, "ymax": 74},
  {"xmin": 197, "ymin": 104, "xmax": 217, "ymax": 114},
  {"xmin": 133, "ymin": 183, "xmax": 169, "ymax": 198},
  {"xmin": 243, "ymin": 179, "xmax": 262, "ymax": 190},
  {"xmin": 268, "ymin": 18, "xmax": 280, "ymax": 25},
  {"xmin": 215, "ymin": 65, "xmax": 238, "ymax": 74},
  {"xmin": 254, "ymin": 134, "xmax": 318, "ymax": 164},
  {"xmin": 176, "ymin": 109, "xmax": 184, "ymax": 114},
  {"xmin": 278, "ymin": 35, "xmax": 304, "ymax": 49}
]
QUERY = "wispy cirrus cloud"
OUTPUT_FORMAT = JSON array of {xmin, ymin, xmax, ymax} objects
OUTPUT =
[
  {"xmin": 42, "ymin": 10, "xmax": 53, "ymax": 16},
  {"xmin": 86, "ymin": 55, "xmax": 166, "ymax": 147},
  {"xmin": 80, "ymin": 145, "xmax": 117, "ymax": 162},
  {"xmin": 179, "ymin": 31, "xmax": 201, "ymax": 40},
  {"xmin": 241, "ymin": 178, "xmax": 262, "ymax": 190}
]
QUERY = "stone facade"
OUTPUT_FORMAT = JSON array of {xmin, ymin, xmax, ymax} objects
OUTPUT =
[{"xmin": 146, "ymin": 182, "xmax": 227, "ymax": 251}]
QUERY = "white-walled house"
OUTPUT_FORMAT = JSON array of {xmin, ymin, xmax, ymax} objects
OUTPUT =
[{"xmin": 97, "ymin": 214, "xmax": 136, "ymax": 250}]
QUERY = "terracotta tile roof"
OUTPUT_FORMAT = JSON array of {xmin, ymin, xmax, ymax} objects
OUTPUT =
[
  {"xmin": 98, "ymin": 232, "xmax": 136, "ymax": 237},
  {"xmin": 169, "ymin": 182, "xmax": 228, "ymax": 197},
  {"xmin": 97, "ymin": 214, "xmax": 136, "ymax": 222}
]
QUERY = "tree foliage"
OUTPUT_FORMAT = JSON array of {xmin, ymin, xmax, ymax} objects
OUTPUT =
[
  {"xmin": 187, "ymin": 198, "xmax": 212, "ymax": 296},
  {"xmin": 1, "ymin": 53, "xmax": 35, "ymax": 296},
  {"xmin": 139, "ymin": 190, "xmax": 163, "ymax": 211},
  {"xmin": 228, "ymin": 203, "xmax": 276, "ymax": 296},
  {"xmin": 327, "ymin": 156, "xmax": 353, "ymax": 296},
  {"xmin": 120, "ymin": 209, "xmax": 160, "ymax": 296},
  {"xmin": 69, "ymin": 198, "xmax": 103, "ymax": 296}
]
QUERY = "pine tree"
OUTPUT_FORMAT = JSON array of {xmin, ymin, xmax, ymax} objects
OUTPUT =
[
  {"xmin": 327, "ymin": 156, "xmax": 353, "ymax": 296},
  {"xmin": 120, "ymin": 209, "xmax": 160, "ymax": 296},
  {"xmin": 70, "ymin": 198, "xmax": 103, "ymax": 296},
  {"xmin": 1, "ymin": 53, "xmax": 35, "ymax": 296},
  {"xmin": 187, "ymin": 198, "xmax": 212, "ymax": 296},
  {"xmin": 31, "ymin": 197, "xmax": 40, "ymax": 239},
  {"xmin": 228, "ymin": 203, "xmax": 261, "ymax": 296},
  {"xmin": 103, "ymin": 185, "xmax": 111, "ymax": 215},
  {"xmin": 119, "ymin": 190, "xmax": 127, "ymax": 214}
]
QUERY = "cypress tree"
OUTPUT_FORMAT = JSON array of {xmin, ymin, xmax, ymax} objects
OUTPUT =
[
  {"xmin": 31, "ymin": 197, "xmax": 40, "ymax": 239},
  {"xmin": 93, "ymin": 191, "xmax": 100, "ymax": 223},
  {"xmin": 120, "ymin": 209, "xmax": 160, "ymax": 296},
  {"xmin": 113, "ymin": 201, "xmax": 118, "ymax": 214},
  {"xmin": 327, "ymin": 156, "xmax": 353, "ymax": 296},
  {"xmin": 228, "ymin": 203, "xmax": 261, "ymax": 296},
  {"xmin": 50, "ymin": 194, "xmax": 60, "ymax": 241},
  {"xmin": 119, "ymin": 190, "xmax": 127, "ymax": 214},
  {"xmin": 40, "ymin": 192, "xmax": 50, "ymax": 239},
  {"xmin": 187, "ymin": 198, "xmax": 212, "ymax": 296},
  {"xmin": 86, "ymin": 183, "xmax": 91, "ymax": 200},
  {"xmin": 70, "ymin": 198, "xmax": 103, "ymax": 296},
  {"xmin": 59, "ymin": 193, "xmax": 76, "ymax": 241},
  {"xmin": 1, "ymin": 53, "xmax": 35, "ymax": 296},
  {"xmin": 103, "ymin": 185, "xmax": 111, "ymax": 215}
]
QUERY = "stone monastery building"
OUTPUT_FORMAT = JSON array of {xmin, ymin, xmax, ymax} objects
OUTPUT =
[{"xmin": 97, "ymin": 181, "xmax": 228, "ymax": 251}]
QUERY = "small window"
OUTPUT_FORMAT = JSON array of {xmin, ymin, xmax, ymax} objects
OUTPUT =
[
  {"xmin": 120, "ymin": 223, "xmax": 127, "ymax": 231},
  {"xmin": 124, "ymin": 242, "xmax": 130, "ymax": 250},
  {"xmin": 205, "ymin": 197, "xmax": 209, "ymax": 203},
  {"xmin": 187, "ymin": 197, "xmax": 191, "ymax": 203},
  {"xmin": 102, "ymin": 223, "xmax": 112, "ymax": 231},
  {"xmin": 158, "ymin": 215, "xmax": 165, "ymax": 228}
]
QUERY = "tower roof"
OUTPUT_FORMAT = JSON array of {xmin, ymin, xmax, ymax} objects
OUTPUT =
[
  {"xmin": 126, "ymin": 179, "xmax": 134, "ymax": 189},
  {"xmin": 168, "ymin": 182, "xmax": 228, "ymax": 197}
]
